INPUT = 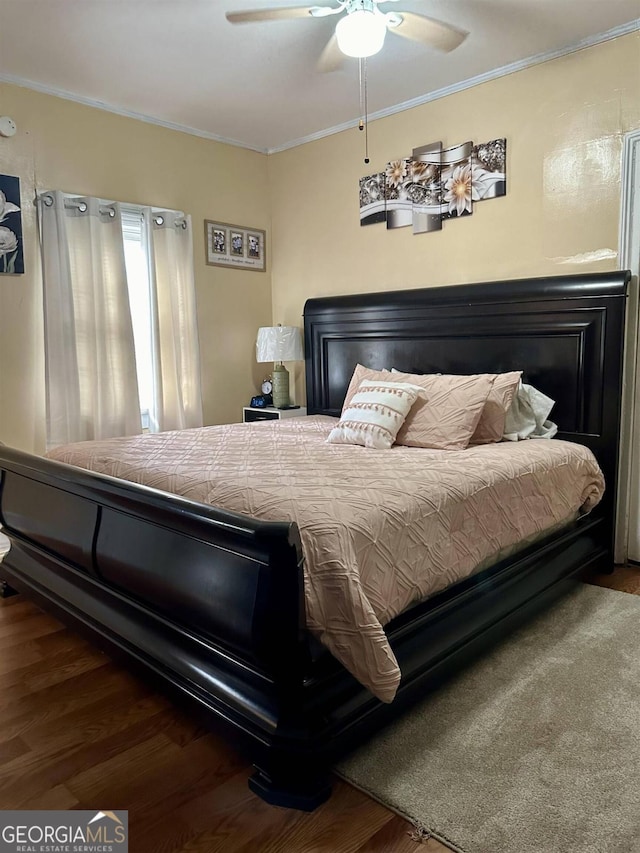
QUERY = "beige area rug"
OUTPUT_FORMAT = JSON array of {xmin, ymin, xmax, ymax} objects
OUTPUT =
[{"xmin": 337, "ymin": 583, "xmax": 640, "ymax": 853}]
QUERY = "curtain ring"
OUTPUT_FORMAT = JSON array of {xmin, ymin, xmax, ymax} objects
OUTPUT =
[
  {"xmin": 41, "ymin": 194, "xmax": 54, "ymax": 207},
  {"xmin": 78, "ymin": 202, "xmax": 88, "ymax": 213},
  {"xmin": 176, "ymin": 218, "xmax": 187, "ymax": 230},
  {"xmin": 154, "ymin": 214, "xmax": 165, "ymax": 226}
]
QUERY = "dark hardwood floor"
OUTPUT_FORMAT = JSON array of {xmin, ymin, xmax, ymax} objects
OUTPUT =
[{"xmin": 0, "ymin": 565, "xmax": 637, "ymax": 852}]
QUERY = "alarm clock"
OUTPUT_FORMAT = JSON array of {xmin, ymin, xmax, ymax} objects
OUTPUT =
[
  {"xmin": 250, "ymin": 394, "xmax": 273, "ymax": 408},
  {"xmin": 250, "ymin": 379, "xmax": 274, "ymax": 408}
]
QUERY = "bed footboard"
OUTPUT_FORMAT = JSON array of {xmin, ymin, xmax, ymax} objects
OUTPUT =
[{"xmin": 0, "ymin": 446, "xmax": 333, "ymax": 809}]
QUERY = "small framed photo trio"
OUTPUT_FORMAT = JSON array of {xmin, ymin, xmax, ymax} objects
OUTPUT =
[{"xmin": 205, "ymin": 220, "xmax": 266, "ymax": 272}]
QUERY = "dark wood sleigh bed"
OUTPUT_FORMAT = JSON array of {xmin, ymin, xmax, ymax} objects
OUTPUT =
[{"xmin": 0, "ymin": 270, "xmax": 630, "ymax": 810}]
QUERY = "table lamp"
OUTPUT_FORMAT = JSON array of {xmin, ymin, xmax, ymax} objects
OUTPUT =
[{"xmin": 256, "ymin": 325, "xmax": 304, "ymax": 409}]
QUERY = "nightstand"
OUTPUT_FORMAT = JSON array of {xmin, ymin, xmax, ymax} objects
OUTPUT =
[{"xmin": 243, "ymin": 406, "xmax": 307, "ymax": 423}]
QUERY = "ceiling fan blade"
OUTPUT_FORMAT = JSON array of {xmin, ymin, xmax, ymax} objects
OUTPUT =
[
  {"xmin": 387, "ymin": 11, "xmax": 468, "ymax": 53},
  {"xmin": 226, "ymin": 7, "xmax": 318, "ymax": 24},
  {"xmin": 309, "ymin": 5, "xmax": 346, "ymax": 17},
  {"xmin": 317, "ymin": 32, "xmax": 344, "ymax": 73}
]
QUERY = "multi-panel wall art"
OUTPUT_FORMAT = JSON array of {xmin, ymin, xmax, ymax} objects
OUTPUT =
[
  {"xmin": 359, "ymin": 138, "xmax": 506, "ymax": 233},
  {"xmin": 0, "ymin": 174, "xmax": 23, "ymax": 274}
]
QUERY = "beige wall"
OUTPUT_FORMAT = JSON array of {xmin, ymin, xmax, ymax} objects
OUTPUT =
[
  {"xmin": 0, "ymin": 82, "xmax": 272, "ymax": 453},
  {"xmin": 269, "ymin": 32, "xmax": 640, "ymax": 403}
]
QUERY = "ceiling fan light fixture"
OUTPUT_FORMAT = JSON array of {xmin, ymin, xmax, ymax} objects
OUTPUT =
[{"xmin": 335, "ymin": 9, "xmax": 386, "ymax": 58}]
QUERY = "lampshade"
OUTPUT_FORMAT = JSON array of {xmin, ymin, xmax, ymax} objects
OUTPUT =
[
  {"xmin": 335, "ymin": 10, "xmax": 387, "ymax": 58},
  {"xmin": 256, "ymin": 326, "xmax": 304, "ymax": 363}
]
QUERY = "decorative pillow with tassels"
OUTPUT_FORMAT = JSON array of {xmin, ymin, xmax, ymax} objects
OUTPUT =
[{"xmin": 327, "ymin": 380, "xmax": 423, "ymax": 449}]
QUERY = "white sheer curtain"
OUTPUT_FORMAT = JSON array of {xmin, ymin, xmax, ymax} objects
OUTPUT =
[
  {"xmin": 144, "ymin": 209, "xmax": 203, "ymax": 432},
  {"xmin": 39, "ymin": 191, "xmax": 141, "ymax": 448}
]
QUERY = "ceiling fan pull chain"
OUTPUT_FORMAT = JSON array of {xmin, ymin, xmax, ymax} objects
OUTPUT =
[
  {"xmin": 358, "ymin": 56, "xmax": 370, "ymax": 164},
  {"xmin": 364, "ymin": 57, "xmax": 370, "ymax": 164},
  {"xmin": 358, "ymin": 56, "xmax": 365, "ymax": 124}
]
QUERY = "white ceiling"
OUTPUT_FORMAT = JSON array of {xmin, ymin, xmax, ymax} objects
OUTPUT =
[{"xmin": 0, "ymin": 0, "xmax": 638, "ymax": 153}]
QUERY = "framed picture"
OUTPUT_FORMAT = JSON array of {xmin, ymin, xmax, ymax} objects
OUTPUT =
[
  {"xmin": 246, "ymin": 231, "xmax": 262, "ymax": 260},
  {"xmin": 212, "ymin": 227, "xmax": 227, "ymax": 255},
  {"xmin": 205, "ymin": 220, "xmax": 266, "ymax": 272}
]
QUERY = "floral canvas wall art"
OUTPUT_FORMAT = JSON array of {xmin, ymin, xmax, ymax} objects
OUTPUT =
[
  {"xmin": 359, "ymin": 137, "xmax": 507, "ymax": 236},
  {"xmin": 440, "ymin": 141, "xmax": 474, "ymax": 222},
  {"xmin": 0, "ymin": 175, "xmax": 23, "ymax": 274},
  {"xmin": 359, "ymin": 172, "xmax": 387, "ymax": 225},
  {"xmin": 385, "ymin": 158, "xmax": 413, "ymax": 229},
  {"xmin": 472, "ymin": 138, "xmax": 507, "ymax": 199},
  {"xmin": 411, "ymin": 141, "xmax": 444, "ymax": 234}
]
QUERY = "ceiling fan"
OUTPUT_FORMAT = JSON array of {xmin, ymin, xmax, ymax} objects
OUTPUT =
[{"xmin": 225, "ymin": 0, "xmax": 469, "ymax": 72}]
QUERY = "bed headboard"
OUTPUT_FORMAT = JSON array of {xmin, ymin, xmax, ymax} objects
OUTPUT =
[{"xmin": 304, "ymin": 271, "xmax": 630, "ymax": 518}]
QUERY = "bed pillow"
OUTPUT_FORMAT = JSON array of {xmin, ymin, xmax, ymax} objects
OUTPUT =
[
  {"xmin": 342, "ymin": 365, "xmax": 494, "ymax": 450},
  {"xmin": 390, "ymin": 366, "xmax": 522, "ymax": 445},
  {"xmin": 469, "ymin": 370, "xmax": 523, "ymax": 444},
  {"xmin": 327, "ymin": 380, "xmax": 423, "ymax": 449}
]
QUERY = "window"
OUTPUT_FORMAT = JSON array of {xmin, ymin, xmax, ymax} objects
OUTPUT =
[
  {"xmin": 121, "ymin": 208, "xmax": 154, "ymax": 431},
  {"xmin": 41, "ymin": 191, "xmax": 201, "ymax": 447}
]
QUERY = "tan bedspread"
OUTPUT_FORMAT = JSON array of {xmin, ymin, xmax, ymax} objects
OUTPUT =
[{"xmin": 48, "ymin": 416, "xmax": 604, "ymax": 702}]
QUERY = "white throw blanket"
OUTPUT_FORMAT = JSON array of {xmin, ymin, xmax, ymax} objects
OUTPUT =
[{"xmin": 503, "ymin": 382, "xmax": 558, "ymax": 441}]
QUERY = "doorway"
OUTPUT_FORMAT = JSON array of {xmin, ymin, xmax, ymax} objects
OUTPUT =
[{"xmin": 617, "ymin": 129, "xmax": 640, "ymax": 564}]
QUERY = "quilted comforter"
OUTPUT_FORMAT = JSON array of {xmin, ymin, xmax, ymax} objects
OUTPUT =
[{"xmin": 49, "ymin": 416, "xmax": 605, "ymax": 702}]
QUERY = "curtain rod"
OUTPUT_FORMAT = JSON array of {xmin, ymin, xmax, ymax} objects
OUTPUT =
[
  {"xmin": 39, "ymin": 193, "xmax": 116, "ymax": 218},
  {"xmin": 37, "ymin": 192, "xmax": 187, "ymax": 228}
]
